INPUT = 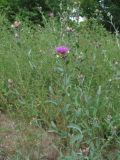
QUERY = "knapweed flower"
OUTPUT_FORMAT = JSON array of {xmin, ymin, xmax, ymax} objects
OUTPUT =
[{"xmin": 56, "ymin": 46, "xmax": 69, "ymax": 55}]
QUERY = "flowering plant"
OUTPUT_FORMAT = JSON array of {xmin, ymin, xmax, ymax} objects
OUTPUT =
[
  {"xmin": 55, "ymin": 46, "xmax": 69, "ymax": 56},
  {"xmin": 11, "ymin": 21, "xmax": 21, "ymax": 29}
]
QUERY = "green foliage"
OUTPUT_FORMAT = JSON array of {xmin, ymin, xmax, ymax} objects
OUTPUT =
[
  {"xmin": 79, "ymin": 0, "xmax": 120, "ymax": 31},
  {"xmin": 0, "ymin": 0, "xmax": 48, "ymax": 22},
  {"xmin": 80, "ymin": 0, "xmax": 99, "ymax": 18},
  {"xmin": 0, "ymin": 15, "xmax": 120, "ymax": 159},
  {"xmin": 0, "ymin": 0, "xmax": 120, "ymax": 31},
  {"xmin": 102, "ymin": 0, "xmax": 120, "ymax": 31},
  {"xmin": 0, "ymin": 0, "xmax": 72, "ymax": 23}
]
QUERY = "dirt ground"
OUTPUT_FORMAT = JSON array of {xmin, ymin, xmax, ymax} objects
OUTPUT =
[{"xmin": 0, "ymin": 111, "xmax": 60, "ymax": 160}]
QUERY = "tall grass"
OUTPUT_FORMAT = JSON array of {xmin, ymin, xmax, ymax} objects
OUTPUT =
[{"xmin": 0, "ymin": 14, "xmax": 120, "ymax": 159}]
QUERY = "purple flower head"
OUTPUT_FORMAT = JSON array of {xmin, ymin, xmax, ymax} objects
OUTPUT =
[{"xmin": 56, "ymin": 46, "xmax": 69, "ymax": 55}]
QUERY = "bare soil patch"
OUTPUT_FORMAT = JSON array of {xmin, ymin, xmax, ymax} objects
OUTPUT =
[{"xmin": 0, "ymin": 112, "xmax": 60, "ymax": 160}]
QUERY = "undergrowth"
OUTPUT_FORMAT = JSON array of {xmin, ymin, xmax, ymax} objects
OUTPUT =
[{"xmin": 0, "ymin": 14, "xmax": 120, "ymax": 159}]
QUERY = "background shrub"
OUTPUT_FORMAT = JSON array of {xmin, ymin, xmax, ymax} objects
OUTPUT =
[
  {"xmin": 0, "ymin": 0, "xmax": 120, "ymax": 31},
  {"xmin": 0, "ymin": 0, "xmax": 72, "ymax": 23},
  {"xmin": 80, "ymin": 0, "xmax": 120, "ymax": 31}
]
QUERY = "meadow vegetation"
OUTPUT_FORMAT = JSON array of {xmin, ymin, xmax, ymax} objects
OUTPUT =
[{"xmin": 0, "ymin": 9, "xmax": 120, "ymax": 160}]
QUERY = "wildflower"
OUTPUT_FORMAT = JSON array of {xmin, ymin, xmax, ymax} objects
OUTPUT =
[
  {"xmin": 11, "ymin": 21, "xmax": 21, "ymax": 28},
  {"xmin": 69, "ymin": 15, "xmax": 86, "ymax": 23},
  {"xmin": 48, "ymin": 12, "xmax": 54, "ymax": 17},
  {"xmin": 56, "ymin": 46, "xmax": 69, "ymax": 55},
  {"xmin": 82, "ymin": 147, "xmax": 90, "ymax": 156},
  {"xmin": 15, "ymin": 33, "xmax": 19, "ymax": 38},
  {"xmin": 7, "ymin": 79, "xmax": 13, "ymax": 88},
  {"xmin": 56, "ymin": 55, "xmax": 60, "ymax": 58},
  {"xmin": 37, "ymin": 6, "xmax": 42, "ymax": 12},
  {"xmin": 8, "ymin": 78, "xmax": 13, "ymax": 83},
  {"xmin": 66, "ymin": 26, "xmax": 74, "ymax": 32},
  {"xmin": 107, "ymin": 12, "xmax": 111, "ymax": 17}
]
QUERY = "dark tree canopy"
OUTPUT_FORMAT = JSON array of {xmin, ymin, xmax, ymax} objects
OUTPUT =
[
  {"xmin": 80, "ymin": 0, "xmax": 120, "ymax": 31},
  {"xmin": 0, "ymin": 0, "xmax": 120, "ymax": 31}
]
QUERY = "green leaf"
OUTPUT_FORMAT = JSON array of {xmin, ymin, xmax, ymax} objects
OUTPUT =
[
  {"xmin": 70, "ymin": 134, "xmax": 83, "ymax": 144},
  {"xmin": 67, "ymin": 123, "xmax": 82, "ymax": 133}
]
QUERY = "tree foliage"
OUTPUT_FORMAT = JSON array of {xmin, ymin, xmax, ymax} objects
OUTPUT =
[
  {"xmin": 80, "ymin": 0, "xmax": 120, "ymax": 31},
  {"xmin": 0, "ymin": 0, "xmax": 71, "ymax": 23},
  {"xmin": 102, "ymin": 0, "xmax": 120, "ymax": 31},
  {"xmin": 0, "ymin": 0, "xmax": 120, "ymax": 31}
]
